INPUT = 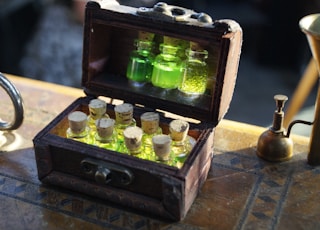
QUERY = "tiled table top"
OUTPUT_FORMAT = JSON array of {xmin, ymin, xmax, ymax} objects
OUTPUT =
[{"xmin": 0, "ymin": 75, "xmax": 317, "ymax": 230}]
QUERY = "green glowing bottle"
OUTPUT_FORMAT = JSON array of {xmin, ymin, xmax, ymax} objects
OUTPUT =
[
  {"xmin": 179, "ymin": 49, "xmax": 208, "ymax": 96},
  {"xmin": 140, "ymin": 112, "xmax": 162, "ymax": 160},
  {"xmin": 87, "ymin": 98, "xmax": 109, "ymax": 131},
  {"xmin": 151, "ymin": 44, "xmax": 182, "ymax": 89},
  {"xmin": 126, "ymin": 40, "xmax": 154, "ymax": 86},
  {"xmin": 114, "ymin": 103, "xmax": 136, "ymax": 153},
  {"xmin": 66, "ymin": 111, "xmax": 90, "ymax": 144},
  {"xmin": 169, "ymin": 119, "xmax": 195, "ymax": 164},
  {"xmin": 123, "ymin": 126, "xmax": 143, "ymax": 156},
  {"xmin": 94, "ymin": 118, "xmax": 119, "ymax": 151}
]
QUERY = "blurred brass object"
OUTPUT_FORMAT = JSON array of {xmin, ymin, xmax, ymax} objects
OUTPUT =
[
  {"xmin": 300, "ymin": 13, "xmax": 320, "ymax": 165},
  {"xmin": 283, "ymin": 59, "xmax": 318, "ymax": 128},
  {"xmin": 257, "ymin": 94, "xmax": 313, "ymax": 162},
  {"xmin": 257, "ymin": 95, "xmax": 293, "ymax": 162},
  {"xmin": 260, "ymin": 14, "xmax": 320, "ymax": 165}
]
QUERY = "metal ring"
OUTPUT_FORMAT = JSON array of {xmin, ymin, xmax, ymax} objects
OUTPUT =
[{"xmin": 0, "ymin": 73, "xmax": 24, "ymax": 130}]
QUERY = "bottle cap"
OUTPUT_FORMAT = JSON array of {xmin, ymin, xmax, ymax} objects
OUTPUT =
[
  {"xmin": 152, "ymin": 134, "xmax": 171, "ymax": 161},
  {"xmin": 89, "ymin": 99, "xmax": 107, "ymax": 120},
  {"xmin": 141, "ymin": 112, "xmax": 160, "ymax": 134},
  {"xmin": 169, "ymin": 119, "xmax": 189, "ymax": 142},
  {"xmin": 68, "ymin": 111, "xmax": 87, "ymax": 134},
  {"xmin": 123, "ymin": 126, "xmax": 143, "ymax": 153},
  {"xmin": 115, "ymin": 103, "xmax": 134, "ymax": 125},
  {"xmin": 96, "ymin": 118, "xmax": 115, "ymax": 138}
]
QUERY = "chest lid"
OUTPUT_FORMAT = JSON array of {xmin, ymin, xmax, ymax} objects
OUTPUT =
[{"xmin": 81, "ymin": 1, "xmax": 242, "ymax": 125}]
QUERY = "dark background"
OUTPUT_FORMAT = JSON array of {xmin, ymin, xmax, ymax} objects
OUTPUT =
[{"xmin": 1, "ymin": 0, "xmax": 320, "ymax": 135}]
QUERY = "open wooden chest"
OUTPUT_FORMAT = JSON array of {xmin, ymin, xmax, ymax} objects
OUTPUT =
[{"xmin": 33, "ymin": 0, "xmax": 242, "ymax": 221}]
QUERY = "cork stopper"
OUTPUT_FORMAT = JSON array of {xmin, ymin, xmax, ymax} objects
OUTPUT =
[
  {"xmin": 138, "ymin": 31, "xmax": 155, "ymax": 41},
  {"xmin": 141, "ymin": 112, "xmax": 160, "ymax": 135},
  {"xmin": 190, "ymin": 41, "xmax": 205, "ymax": 51},
  {"xmin": 96, "ymin": 118, "xmax": 115, "ymax": 139},
  {"xmin": 152, "ymin": 134, "xmax": 172, "ymax": 161},
  {"xmin": 123, "ymin": 126, "xmax": 143, "ymax": 153},
  {"xmin": 115, "ymin": 103, "xmax": 134, "ymax": 125},
  {"xmin": 169, "ymin": 119, "xmax": 189, "ymax": 142},
  {"xmin": 89, "ymin": 99, "xmax": 107, "ymax": 120},
  {"xmin": 163, "ymin": 36, "xmax": 189, "ymax": 59},
  {"xmin": 68, "ymin": 111, "xmax": 87, "ymax": 134},
  {"xmin": 163, "ymin": 36, "xmax": 188, "ymax": 47}
]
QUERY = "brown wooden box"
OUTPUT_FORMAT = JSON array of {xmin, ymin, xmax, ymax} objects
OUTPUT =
[{"xmin": 33, "ymin": 1, "xmax": 242, "ymax": 221}]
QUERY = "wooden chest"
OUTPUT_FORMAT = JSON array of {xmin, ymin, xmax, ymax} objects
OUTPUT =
[{"xmin": 33, "ymin": 1, "xmax": 242, "ymax": 221}]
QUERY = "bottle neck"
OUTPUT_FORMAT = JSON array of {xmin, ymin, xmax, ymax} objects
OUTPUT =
[
  {"xmin": 160, "ymin": 44, "xmax": 179, "ymax": 55},
  {"xmin": 185, "ymin": 48, "xmax": 208, "ymax": 61},
  {"xmin": 135, "ymin": 40, "xmax": 153, "ymax": 56}
]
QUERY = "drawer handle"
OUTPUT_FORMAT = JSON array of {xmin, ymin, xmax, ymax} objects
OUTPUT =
[
  {"xmin": 80, "ymin": 158, "xmax": 134, "ymax": 186},
  {"xmin": 95, "ymin": 166, "xmax": 111, "ymax": 184}
]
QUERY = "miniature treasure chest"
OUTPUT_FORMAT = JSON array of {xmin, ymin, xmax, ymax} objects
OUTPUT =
[{"xmin": 33, "ymin": 0, "xmax": 242, "ymax": 221}]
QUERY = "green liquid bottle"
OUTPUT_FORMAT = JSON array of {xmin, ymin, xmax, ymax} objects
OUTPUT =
[
  {"xmin": 140, "ymin": 112, "xmax": 162, "ymax": 160},
  {"xmin": 94, "ymin": 118, "xmax": 119, "ymax": 151},
  {"xmin": 169, "ymin": 119, "xmax": 194, "ymax": 164},
  {"xmin": 114, "ymin": 103, "xmax": 136, "ymax": 153},
  {"xmin": 126, "ymin": 40, "xmax": 154, "ymax": 86},
  {"xmin": 66, "ymin": 111, "xmax": 90, "ymax": 144},
  {"xmin": 151, "ymin": 44, "xmax": 182, "ymax": 89},
  {"xmin": 87, "ymin": 98, "xmax": 109, "ymax": 131},
  {"xmin": 179, "ymin": 49, "xmax": 208, "ymax": 96},
  {"xmin": 123, "ymin": 126, "xmax": 143, "ymax": 156}
]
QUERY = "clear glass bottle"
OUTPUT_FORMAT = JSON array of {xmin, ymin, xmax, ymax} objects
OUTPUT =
[
  {"xmin": 66, "ymin": 111, "xmax": 90, "ymax": 143},
  {"xmin": 179, "ymin": 49, "xmax": 209, "ymax": 96},
  {"xmin": 140, "ymin": 112, "xmax": 162, "ymax": 159},
  {"xmin": 94, "ymin": 118, "xmax": 119, "ymax": 151},
  {"xmin": 87, "ymin": 98, "xmax": 109, "ymax": 130},
  {"xmin": 152, "ymin": 134, "xmax": 172, "ymax": 161},
  {"xmin": 126, "ymin": 40, "xmax": 154, "ymax": 86},
  {"xmin": 151, "ymin": 44, "xmax": 182, "ymax": 89},
  {"xmin": 169, "ymin": 119, "xmax": 194, "ymax": 163},
  {"xmin": 163, "ymin": 36, "xmax": 189, "ymax": 61},
  {"xmin": 114, "ymin": 103, "xmax": 136, "ymax": 152},
  {"xmin": 123, "ymin": 126, "xmax": 143, "ymax": 156}
]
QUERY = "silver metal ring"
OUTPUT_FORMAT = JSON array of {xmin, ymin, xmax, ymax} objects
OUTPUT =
[{"xmin": 0, "ymin": 73, "xmax": 24, "ymax": 130}]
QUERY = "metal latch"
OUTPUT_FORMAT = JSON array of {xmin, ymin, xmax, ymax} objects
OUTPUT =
[
  {"xmin": 80, "ymin": 158, "xmax": 134, "ymax": 186},
  {"xmin": 137, "ymin": 2, "xmax": 212, "ymax": 24}
]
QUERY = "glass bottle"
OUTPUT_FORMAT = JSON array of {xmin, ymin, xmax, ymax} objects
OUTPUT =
[
  {"xmin": 94, "ymin": 118, "xmax": 119, "ymax": 151},
  {"xmin": 151, "ymin": 44, "xmax": 182, "ymax": 89},
  {"xmin": 179, "ymin": 49, "xmax": 209, "ymax": 96},
  {"xmin": 114, "ymin": 103, "xmax": 136, "ymax": 152},
  {"xmin": 126, "ymin": 40, "xmax": 154, "ymax": 86},
  {"xmin": 152, "ymin": 134, "xmax": 172, "ymax": 161},
  {"xmin": 66, "ymin": 111, "xmax": 90, "ymax": 143},
  {"xmin": 140, "ymin": 112, "xmax": 162, "ymax": 159},
  {"xmin": 163, "ymin": 36, "xmax": 189, "ymax": 61},
  {"xmin": 87, "ymin": 98, "xmax": 109, "ymax": 131},
  {"xmin": 123, "ymin": 126, "xmax": 143, "ymax": 156},
  {"xmin": 169, "ymin": 119, "xmax": 193, "ymax": 163}
]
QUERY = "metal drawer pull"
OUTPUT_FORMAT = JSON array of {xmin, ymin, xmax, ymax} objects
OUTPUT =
[
  {"xmin": 80, "ymin": 158, "xmax": 134, "ymax": 185},
  {"xmin": 95, "ymin": 167, "xmax": 111, "ymax": 184}
]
